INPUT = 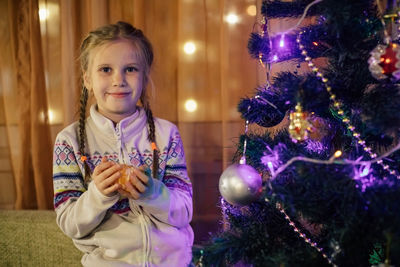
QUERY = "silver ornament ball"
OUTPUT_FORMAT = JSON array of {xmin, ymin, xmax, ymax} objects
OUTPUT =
[{"xmin": 219, "ymin": 163, "xmax": 262, "ymax": 205}]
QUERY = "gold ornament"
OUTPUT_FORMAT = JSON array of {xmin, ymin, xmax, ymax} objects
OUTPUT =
[{"xmin": 289, "ymin": 103, "xmax": 311, "ymax": 142}]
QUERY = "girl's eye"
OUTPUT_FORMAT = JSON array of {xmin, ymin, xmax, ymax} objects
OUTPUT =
[
  {"xmin": 100, "ymin": 67, "xmax": 111, "ymax": 73},
  {"xmin": 126, "ymin": 66, "xmax": 138, "ymax": 73}
]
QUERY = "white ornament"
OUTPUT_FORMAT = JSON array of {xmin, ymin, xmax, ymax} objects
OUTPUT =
[{"xmin": 219, "ymin": 163, "xmax": 262, "ymax": 205}]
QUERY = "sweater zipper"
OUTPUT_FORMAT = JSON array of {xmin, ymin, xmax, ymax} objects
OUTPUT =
[
  {"xmin": 115, "ymin": 123, "xmax": 126, "ymax": 163},
  {"xmin": 116, "ymin": 122, "xmax": 150, "ymax": 265}
]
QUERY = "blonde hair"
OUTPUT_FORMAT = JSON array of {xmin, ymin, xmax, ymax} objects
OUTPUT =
[{"xmin": 78, "ymin": 21, "xmax": 158, "ymax": 182}]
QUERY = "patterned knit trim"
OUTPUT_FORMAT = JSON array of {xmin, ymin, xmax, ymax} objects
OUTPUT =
[
  {"xmin": 54, "ymin": 141, "xmax": 74, "ymax": 149},
  {"xmin": 109, "ymin": 198, "xmax": 130, "ymax": 214},
  {"xmin": 53, "ymin": 172, "xmax": 84, "ymax": 180},
  {"xmin": 54, "ymin": 190, "xmax": 83, "ymax": 209},
  {"xmin": 163, "ymin": 175, "xmax": 192, "ymax": 197},
  {"xmin": 165, "ymin": 164, "xmax": 187, "ymax": 171}
]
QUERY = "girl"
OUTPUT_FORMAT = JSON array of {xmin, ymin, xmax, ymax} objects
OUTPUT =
[{"xmin": 53, "ymin": 21, "xmax": 193, "ymax": 267}]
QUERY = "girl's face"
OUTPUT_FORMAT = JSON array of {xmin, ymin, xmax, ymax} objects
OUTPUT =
[{"xmin": 84, "ymin": 39, "xmax": 143, "ymax": 123}]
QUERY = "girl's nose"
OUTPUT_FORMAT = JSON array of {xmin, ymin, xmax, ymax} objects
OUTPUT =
[{"xmin": 112, "ymin": 71, "xmax": 126, "ymax": 87}]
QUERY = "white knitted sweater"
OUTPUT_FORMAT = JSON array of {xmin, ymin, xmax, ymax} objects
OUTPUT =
[{"xmin": 53, "ymin": 105, "xmax": 193, "ymax": 267}]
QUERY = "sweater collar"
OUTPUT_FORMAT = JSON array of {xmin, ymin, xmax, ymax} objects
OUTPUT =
[{"xmin": 89, "ymin": 104, "xmax": 147, "ymax": 139}]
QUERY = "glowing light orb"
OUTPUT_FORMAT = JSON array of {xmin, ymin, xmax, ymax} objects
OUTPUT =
[
  {"xmin": 184, "ymin": 99, "xmax": 198, "ymax": 112},
  {"xmin": 226, "ymin": 13, "xmax": 239, "ymax": 24},
  {"xmin": 183, "ymin": 42, "xmax": 196, "ymax": 55}
]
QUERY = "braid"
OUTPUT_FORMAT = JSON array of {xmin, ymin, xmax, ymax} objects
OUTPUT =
[
  {"xmin": 143, "ymin": 102, "xmax": 159, "ymax": 179},
  {"xmin": 78, "ymin": 86, "xmax": 91, "ymax": 183}
]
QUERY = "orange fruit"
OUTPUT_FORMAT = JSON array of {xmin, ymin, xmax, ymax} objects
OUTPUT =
[{"xmin": 118, "ymin": 164, "xmax": 134, "ymax": 189}]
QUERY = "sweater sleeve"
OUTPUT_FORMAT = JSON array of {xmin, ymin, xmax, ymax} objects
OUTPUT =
[
  {"xmin": 134, "ymin": 127, "xmax": 193, "ymax": 228},
  {"xmin": 53, "ymin": 134, "xmax": 119, "ymax": 239}
]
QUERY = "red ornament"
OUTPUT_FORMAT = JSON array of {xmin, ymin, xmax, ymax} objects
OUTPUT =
[
  {"xmin": 379, "ymin": 43, "xmax": 398, "ymax": 75},
  {"xmin": 368, "ymin": 42, "xmax": 400, "ymax": 81}
]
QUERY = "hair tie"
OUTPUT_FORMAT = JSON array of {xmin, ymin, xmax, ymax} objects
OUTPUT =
[
  {"xmin": 151, "ymin": 142, "xmax": 158, "ymax": 151},
  {"xmin": 80, "ymin": 155, "xmax": 87, "ymax": 162}
]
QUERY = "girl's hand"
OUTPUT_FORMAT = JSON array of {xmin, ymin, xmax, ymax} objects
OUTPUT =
[
  {"xmin": 92, "ymin": 157, "xmax": 121, "ymax": 197},
  {"xmin": 118, "ymin": 166, "xmax": 153, "ymax": 200}
]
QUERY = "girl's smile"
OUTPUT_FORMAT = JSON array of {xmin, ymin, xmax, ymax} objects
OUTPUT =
[{"xmin": 107, "ymin": 92, "xmax": 132, "ymax": 98}]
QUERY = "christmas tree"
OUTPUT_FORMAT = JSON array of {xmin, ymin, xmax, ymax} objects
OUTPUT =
[{"xmin": 193, "ymin": 0, "xmax": 400, "ymax": 266}]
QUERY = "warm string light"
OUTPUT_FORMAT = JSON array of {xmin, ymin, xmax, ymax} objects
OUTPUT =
[
  {"xmin": 247, "ymin": 5, "xmax": 257, "ymax": 17},
  {"xmin": 259, "ymin": 53, "xmax": 266, "ymax": 68},
  {"xmin": 333, "ymin": 150, "xmax": 342, "ymax": 158},
  {"xmin": 296, "ymin": 31, "xmax": 400, "ymax": 179},
  {"xmin": 226, "ymin": 13, "xmax": 239, "ymax": 25},
  {"xmin": 183, "ymin": 41, "xmax": 196, "ymax": 54},
  {"xmin": 271, "ymin": 200, "xmax": 338, "ymax": 267},
  {"xmin": 39, "ymin": 7, "xmax": 49, "ymax": 22},
  {"xmin": 184, "ymin": 99, "xmax": 198, "ymax": 112}
]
